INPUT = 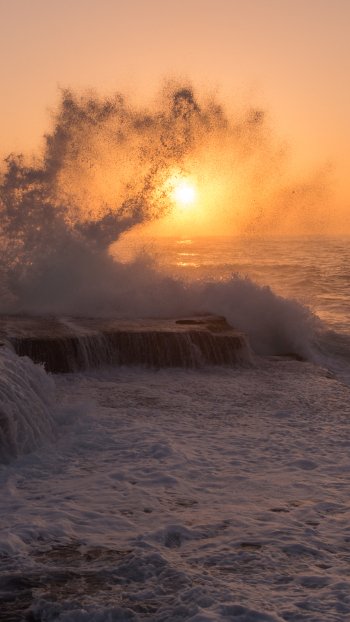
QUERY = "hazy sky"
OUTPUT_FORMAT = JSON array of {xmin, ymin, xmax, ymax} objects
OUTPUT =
[{"xmin": 1, "ymin": 0, "xmax": 349, "ymax": 207}]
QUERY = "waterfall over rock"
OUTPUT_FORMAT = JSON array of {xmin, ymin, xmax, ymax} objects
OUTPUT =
[{"xmin": 0, "ymin": 315, "xmax": 251, "ymax": 373}]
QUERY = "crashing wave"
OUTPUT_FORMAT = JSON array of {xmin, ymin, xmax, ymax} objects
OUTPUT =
[{"xmin": 0, "ymin": 346, "xmax": 56, "ymax": 463}]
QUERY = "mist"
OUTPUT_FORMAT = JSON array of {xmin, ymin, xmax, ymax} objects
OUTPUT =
[{"xmin": 0, "ymin": 81, "xmax": 327, "ymax": 357}]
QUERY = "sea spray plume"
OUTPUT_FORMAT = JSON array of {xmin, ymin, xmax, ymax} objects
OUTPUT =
[
  {"xmin": 44, "ymin": 85, "xmax": 218, "ymax": 235},
  {"xmin": 0, "ymin": 81, "xmax": 329, "ymax": 316},
  {"xmin": 0, "ymin": 85, "xmax": 226, "ymax": 311},
  {"xmin": 0, "ymin": 153, "xmax": 67, "ymax": 309}
]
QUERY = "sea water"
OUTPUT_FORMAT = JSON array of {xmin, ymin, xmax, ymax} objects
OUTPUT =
[
  {"xmin": 119, "ymin": 235, "xmax": 350, "ymax": 334},
  {"xmin": 1, "ymin": 235, "xmax": 350, "ymax": 622}
]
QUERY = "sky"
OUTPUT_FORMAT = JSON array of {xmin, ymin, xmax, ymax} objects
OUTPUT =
[{"xmin": 1, "ymin": 0, "xmax": 349, "ymax": 216}]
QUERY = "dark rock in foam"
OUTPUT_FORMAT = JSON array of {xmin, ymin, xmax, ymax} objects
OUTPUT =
[{"xmin": 0, "ymin": 316, "xmax": 251, "ymax": 373}]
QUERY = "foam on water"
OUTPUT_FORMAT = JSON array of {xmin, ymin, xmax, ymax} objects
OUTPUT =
[
  {"xmin": 1, "ymin": 82, "xmax": 350, "ymax": 621},
  {"xmin": 1, "ymin": 362, "xmax": 350, "ymax": 620}
]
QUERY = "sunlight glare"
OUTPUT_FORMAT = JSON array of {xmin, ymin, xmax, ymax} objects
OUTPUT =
[{"xmin": 172, "ymin": 179, "xmax": 197, "ymax": 208}]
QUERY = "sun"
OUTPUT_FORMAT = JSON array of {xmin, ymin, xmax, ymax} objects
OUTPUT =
[{"xmin": 171, "ymin": 179, "xmax": 197, "ymax": 208}]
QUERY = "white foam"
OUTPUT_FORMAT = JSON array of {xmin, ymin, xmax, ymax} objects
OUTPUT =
[
  {"xmin": 0, "ymin": 346, "xmax": 56, "ymax": 463},
  {"xmin": 1, "ymin": 362, "xmax": 350, "ymax": 619}
]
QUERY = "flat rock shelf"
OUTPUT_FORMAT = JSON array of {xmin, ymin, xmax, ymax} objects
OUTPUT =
[{"xmin": 0, "ymin": 315, "xmax": 251, "ymax": 373}]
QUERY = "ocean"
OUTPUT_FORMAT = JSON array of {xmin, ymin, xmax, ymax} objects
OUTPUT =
[{"xmin": 1, "ymin": 235, "xmax": 350, "ymax": 622}]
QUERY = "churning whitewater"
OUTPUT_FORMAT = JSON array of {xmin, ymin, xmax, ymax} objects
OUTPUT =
[
  {"xmin": 0, "ymin": 83, "xmax": 328, "ymax": 316},
  {"xmin": 1, "ymin": 84, "xmax": 350, "ymax": 622}
]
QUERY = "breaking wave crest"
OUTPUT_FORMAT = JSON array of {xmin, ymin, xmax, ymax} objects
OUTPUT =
[
  {"xmin": 0, "ymin": 82, "xmax": 326, "ymax": 359},
  {"xmin": 0, "ymin": 83, "xmax": 229, "ymax": 312},
  {"xmin": 0, "ymin": 347, "xmax": 56, "ymax": 463}
]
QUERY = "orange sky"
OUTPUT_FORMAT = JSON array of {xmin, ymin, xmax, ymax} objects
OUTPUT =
[{"xmin": 1, "ymin": 0, "xmax": 349, "ymax": 222}]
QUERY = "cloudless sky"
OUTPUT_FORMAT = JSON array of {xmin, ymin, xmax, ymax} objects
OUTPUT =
[{"xmin": 1, "ymin": 0, "xmax": 349, "ymax": 206}]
